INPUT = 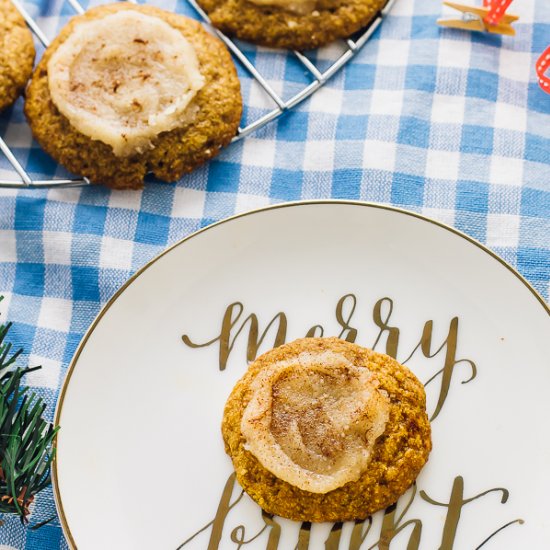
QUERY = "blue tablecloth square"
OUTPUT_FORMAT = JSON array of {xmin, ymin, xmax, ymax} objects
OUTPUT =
[
  {"xmin": 456, "ymin": 180, "xmax": 490, "ymax": 213},
  {"xmin": 398, "ymin": 117, "xmax": 431, "ymax": 149},
  {"xmin": 405, "ymin": 64, "xmax": 437, "ymax": 93},
  {"xmin": 134, "ymin": 211, "xmax": 172, "ymax": 245},
  {"xmin": 461, "ymin": 125, "xmax": 494, "ymax": 155},
  {"xmin": 14, "ymin": 197, "xmax": 47, "ymax": 231},
  {"xmin": 332, "ymin": 168, "xmax": 362, "ymax": 199},
  {"xmin": 70, "ymin": 266, "xmax": 101, "ymax": 301},
  {"xmin": 73, "ymin": 204, "xmax": 108, "ymax": 236},
  {"xmin": 521, "ymin": 187, "xmax": 550, "ymax": 217},
  {"xmin": 14, "ymin": 263, "xmax": 45, "ymax": 297},
  {"xmin": 206, "ymin": 161, "xmax": 242, "ymax": 193},
  {"xmin": 270, "ymin": 169, "xmax": 303, "ymax": 200},
  {"xmin": 391, "ymin": 172, "xmax": 424, "ymax": 206}
]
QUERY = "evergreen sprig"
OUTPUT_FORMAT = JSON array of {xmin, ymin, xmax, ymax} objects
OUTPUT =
[{"xmin": 0, "ymin": 297, "xmax": 59, "ymax": 523}]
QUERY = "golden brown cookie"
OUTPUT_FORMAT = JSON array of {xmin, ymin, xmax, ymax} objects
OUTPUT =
[
  {"xmin": 0, "ymin": 0, "xmax": 35, "ymax": 112},
  {"xmin": 24, "ymin": 3, "xmax": 242, "ymax": 190},
  {"xmin": 222, "ymin": 337, "xmax": 431, "ymax": 522},
  {"xmin": 197, "ymin": 0, "xmax": 387, "ymax": 50}
]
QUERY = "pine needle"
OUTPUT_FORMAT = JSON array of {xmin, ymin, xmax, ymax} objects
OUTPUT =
[{"xmin": 0, "ymin": 297, "xmax": 59, "ymax": 523}]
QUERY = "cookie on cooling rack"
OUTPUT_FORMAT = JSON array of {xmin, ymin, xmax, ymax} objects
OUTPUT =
[
  {"xmin": 197, "ymin": 0, "xmax": 387, "ymax": 50},
  {"xmin": 24, "ymin": 2, "xmax": 242, "ymax": 190},
  {"xmin": 0, "ymin": 0, "xmax": 35, "ymax": 112},
  {"xmin": 222, "ymin": 337, "xmax": 432, "ymax": 522}
]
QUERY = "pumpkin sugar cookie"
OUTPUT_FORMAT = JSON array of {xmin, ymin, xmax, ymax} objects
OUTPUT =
[
  {"xmin": 0, "ymin": 0, "xmax": 35, "ymax": 112},
  {"xmin": 222, "ymin": 337, "xmax": 432, "ymax": 522},
  {"xmin": 24, "ymin": 3, "xmax": 242, "ymax": 189},
  {"xmin": 198, "ymin": 0, "xmax": 387, "ymax": 50}
]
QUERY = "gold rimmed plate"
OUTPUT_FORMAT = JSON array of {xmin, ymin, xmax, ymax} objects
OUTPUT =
[{"xmin": 53, "ymin": 201, "xmax": 550, "ymax": 549}]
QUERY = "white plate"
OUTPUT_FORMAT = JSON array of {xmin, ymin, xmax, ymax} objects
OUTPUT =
[{"xmin": 53, "ymin": 201, "xmax": 550, "ymax": 550}]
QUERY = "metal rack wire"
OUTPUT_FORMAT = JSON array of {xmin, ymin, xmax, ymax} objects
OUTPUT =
[{"xmin": 0, "ymin": 0, "xmax": 396, "ymax": 188}]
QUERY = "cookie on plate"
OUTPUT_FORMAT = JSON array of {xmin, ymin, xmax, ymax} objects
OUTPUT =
[
  {"xmin": 0, "ymin": 0, "xmax": 35, "ymax": 112},
  {"xmin": 222, "ymin": 337, "xmax": 431, "ymax": 522},
  {"xmin": 197, "ymin": 0, "xmax": 387, "ymax": 50},
  {"xmin": 25, "ymin": 3, "xmax": 242, "ymax": 189}
]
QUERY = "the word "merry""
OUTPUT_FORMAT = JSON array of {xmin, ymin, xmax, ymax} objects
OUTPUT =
[{"xmin": 182, "ymin": 294, "xmax": 477, "ymax": 420}]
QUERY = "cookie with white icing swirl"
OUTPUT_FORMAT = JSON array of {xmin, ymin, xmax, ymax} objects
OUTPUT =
[
  {"xmin": 25, "ymin": 3, "xmax": 241, "ymax": 189},
  {"xmin": 222, "ymin": 337, "xmax": 432, "ymax": 522},
  {"xmin": 0, "ymin": 0, "xmax": 35, "ymax": 112}
]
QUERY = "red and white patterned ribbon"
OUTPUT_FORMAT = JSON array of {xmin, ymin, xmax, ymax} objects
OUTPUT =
[
  {"xmin": 483, "ymin": 0, "xmax": 514, "ymax": 25},
  {"xmin": 536, "ymin": 45, "xmax": 550, "ymax": 94},
  {"xmin": 481, "ymin": 0, "xmax": 549, "ymax": 94},
  {"xmin": 482, "ymin": 0, "xmax": 514, "ymax": 25}
]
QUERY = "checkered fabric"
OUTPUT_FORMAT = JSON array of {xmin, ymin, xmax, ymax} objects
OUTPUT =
[{"xmin": 0, "ymin": 0, "xmax": 548, "ymax": 546}]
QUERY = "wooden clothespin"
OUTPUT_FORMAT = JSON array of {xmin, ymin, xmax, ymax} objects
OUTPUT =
[{"xmin": 438, "ymin": 0, "xmax": 518, "ymax": 36}]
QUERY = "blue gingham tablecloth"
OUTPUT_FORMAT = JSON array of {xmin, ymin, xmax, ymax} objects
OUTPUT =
[{"xmin": 0, "ymin": 0, "xmax": 549, "ymax": 546}]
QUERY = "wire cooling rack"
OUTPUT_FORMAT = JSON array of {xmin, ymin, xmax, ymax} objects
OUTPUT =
[{"xmin": 0, "ymin": 0, "xmax": 396, "ymax": 188}]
